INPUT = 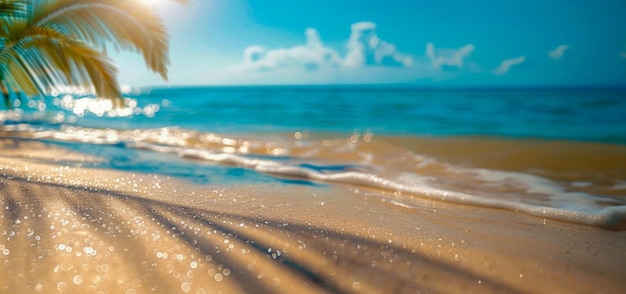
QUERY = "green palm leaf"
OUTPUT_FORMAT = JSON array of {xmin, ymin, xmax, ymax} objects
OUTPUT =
[
  {"xmin": 0, "ymin": 0, "xmax": 188, "ymax": 108},
  {"xmin": 1, "ymin": 27, "xmax": 122, "ymax": 105}
]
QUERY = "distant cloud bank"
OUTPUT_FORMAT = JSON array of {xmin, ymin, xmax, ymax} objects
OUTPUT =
[
  {"xmin": 235, "ymin": 29, "xmax": 340, "ymax": 72},
  {"xmin": 232, "ymin": 21, "xmax": 412, "ymax": 74},
  {"xmin": 216, "ymin": 21, "xmax": 434, "ymax": 84},
  {"xmin": 219, "ymin": 22, "xmax": 542, "ymax": 84}
]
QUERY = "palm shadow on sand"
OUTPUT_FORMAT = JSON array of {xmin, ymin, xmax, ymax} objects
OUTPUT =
[{"xmin": 0, "ymin": 175, "xmax": 522, "ymax": 293}]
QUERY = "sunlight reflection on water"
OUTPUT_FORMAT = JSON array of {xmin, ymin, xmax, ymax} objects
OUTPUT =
[{"xmin": 52, "ymin": 96, "xmax": 159, "ymax": 118}]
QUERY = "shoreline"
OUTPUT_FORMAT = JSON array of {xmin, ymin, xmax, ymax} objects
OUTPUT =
[{"xmin": 1, "ymin": 139, "xmax": 625, "ymax": 293}]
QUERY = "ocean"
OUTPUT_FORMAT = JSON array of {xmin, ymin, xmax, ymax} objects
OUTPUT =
[{"xmin": 1, "ymin": 86, "xmax": 625, "ymax": 228}]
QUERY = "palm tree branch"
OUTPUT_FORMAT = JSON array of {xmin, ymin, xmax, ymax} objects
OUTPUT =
[
  {"xmin": 0, "ymin": 28, "xmax": 122, "ymax": 105},
  {"xmin": 33, "ymin": 1, "xmax": 170, "ymax": 80}
]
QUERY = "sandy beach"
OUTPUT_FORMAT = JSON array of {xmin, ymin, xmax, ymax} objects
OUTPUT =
[
  {"xmin": 3, "ymin": 0, "xmax": 626, "ymax": 293},
  {"xmin": 1, "ymin": 139, "xmax": 625, "ymax": 293}
]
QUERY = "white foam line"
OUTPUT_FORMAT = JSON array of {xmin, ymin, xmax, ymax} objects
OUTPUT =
[
  {"xmin": 120, "ymin": 142, "xmax": 626, "ymax": 228},
  {"xmin": 180, "ymin": 149, "xmax": 281, "ymax": 167},
  {"xmin": 129, "ymin": 142, "xmax": 281, "ymax": 168},
  {"xmin": 256, "ymin": 166, "xmax": 626, "ymax": 228}
]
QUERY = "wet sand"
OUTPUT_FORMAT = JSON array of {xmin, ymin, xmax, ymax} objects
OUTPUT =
[{"xmin": 1, "ymin": 139, "xmax": 625, "ymax": 293}]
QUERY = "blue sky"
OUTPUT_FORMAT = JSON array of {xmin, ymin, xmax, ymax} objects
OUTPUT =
[{"xmin": 113, "ymin": 0, "xmax": 626, "ymax": 88}]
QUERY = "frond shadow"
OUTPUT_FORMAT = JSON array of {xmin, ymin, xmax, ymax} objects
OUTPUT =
[{"xmin": 0, "ymin": 175, "xmax": 523, "ymax": 293}]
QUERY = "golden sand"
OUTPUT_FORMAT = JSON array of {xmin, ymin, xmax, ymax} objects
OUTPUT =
[{"xmin": 0, "ymin": 139, "xmax": 625, "ymax": 293}]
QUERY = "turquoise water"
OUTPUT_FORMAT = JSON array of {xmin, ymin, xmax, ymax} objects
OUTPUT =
[
  {"xmin": 23, "ymin": 86, "xmax": 623, "ymax": 142},
  {"xmin": 1, "ymin": 86, "xmax": 626, "ymax": 227}
]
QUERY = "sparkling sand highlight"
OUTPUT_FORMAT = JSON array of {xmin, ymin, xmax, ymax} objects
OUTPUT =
[{"xmin": 1, "ymin": 140, "xmax": 625, "ymax": 293}]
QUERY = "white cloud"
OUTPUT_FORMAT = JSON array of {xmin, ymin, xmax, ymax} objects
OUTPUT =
[
  {"xmin": 232, "ymin": 22, "xmax": 413, "ymax": 76},
  {"xmin": 220, "ymin": 22, "xmax": 484, "ymax": 85},
  {"xmin": 344, "ymin": 21, "xmax": 412, "ymax": 67},
  {"xmin": 231, "ymin": 28, "xmax": 341, "ymax": 73},
  {"xmin": 548, "ymin": 45, "xmax": 569, "ymax": 60},
  {"xmin": 493, "ymin": 56, "xmax": 526, "ymax": 76},
  {"xmin": 425, "ymin": 43, "xmax": 475, "ymax": 70}
]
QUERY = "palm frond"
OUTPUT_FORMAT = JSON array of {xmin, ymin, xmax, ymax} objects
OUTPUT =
[
  {"xmin": 0, "ymin": 26, "xmax": 122, "ymax": 105},
  {"xmin": 0, "ymin": 0, "xmax": 188, "ymax": 108},
  {"xmin": 32, "ymin": 0, "xmax": 187, "ymax": 81}
]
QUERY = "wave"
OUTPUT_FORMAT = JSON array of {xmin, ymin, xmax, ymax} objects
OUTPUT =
[{"xmin": 2, "ymin": 123, "xmax": 626, "ymax": 229}]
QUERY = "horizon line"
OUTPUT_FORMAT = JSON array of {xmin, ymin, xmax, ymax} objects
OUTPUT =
[{"xmin": 142, "ymin": 84, "xmax": 626, "ymax": 92}]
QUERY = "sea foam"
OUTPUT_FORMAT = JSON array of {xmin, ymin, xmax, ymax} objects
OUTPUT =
[{"xmin": 4, "ymin": 125, "xmax": 626, "ymax": 229}]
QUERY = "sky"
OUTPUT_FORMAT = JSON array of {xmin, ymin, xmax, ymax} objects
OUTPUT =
[{"xmin": 113, "ymin": 0, "xmax": 626, "ymax": 88}]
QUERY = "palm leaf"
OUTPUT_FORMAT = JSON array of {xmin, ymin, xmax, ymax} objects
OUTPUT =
[
  {"xmin": 0, "ymin": 0, "xmax": 188, "ymax": 108},
  {"xmin": 0, "ymin": 25, "xmax": 122, "ymax": 105},
  {"xmin": 32, "ymin": 0, "xmax": 189, "ymax": 81}
]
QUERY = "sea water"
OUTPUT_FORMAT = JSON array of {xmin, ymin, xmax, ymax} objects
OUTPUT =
[{"xmin": 1, "ymin": 86, "xmax": 625, "ymax": 227}]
